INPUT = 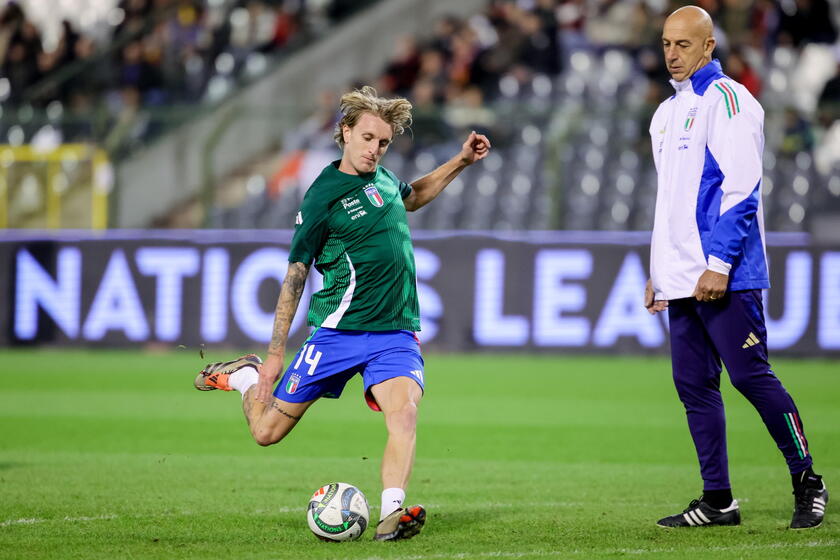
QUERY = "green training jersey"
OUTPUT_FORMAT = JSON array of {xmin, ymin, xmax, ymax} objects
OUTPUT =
[{"xmin": 288, "ymin": 161, "xmax": 421, "ymax": 332}]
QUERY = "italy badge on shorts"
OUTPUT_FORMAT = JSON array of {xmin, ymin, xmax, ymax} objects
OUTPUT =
[
  {"xmin": 286, "ymin": 373, "xmax": 301, "ymax": 394},
  {"xmin": 364, "ymin": 184, "xmax": 384, "ymax": 207}
]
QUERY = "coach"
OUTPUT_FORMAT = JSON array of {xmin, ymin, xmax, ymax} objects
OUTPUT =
[{"xmin": 644, "ymin": 5, "xmax": 827, "ymax": 529}]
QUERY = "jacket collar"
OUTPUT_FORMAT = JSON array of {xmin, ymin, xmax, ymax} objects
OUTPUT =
[{"xmin": 670, "ymin": 59, "xmax": 724, "ymax": 96}]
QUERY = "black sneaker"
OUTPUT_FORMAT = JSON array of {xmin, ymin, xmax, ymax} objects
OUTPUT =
[
  {"xmin": 657, "ymin": 498, "xmax": 740, "ymax": 528},
  {"xmin": 791, "ymin": 478, "xmax": 828, "ymax": 529}
]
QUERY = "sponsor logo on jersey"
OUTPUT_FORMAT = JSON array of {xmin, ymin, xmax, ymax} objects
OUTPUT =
[
  {"xmin": 410, "ymin": 369, "xmax": 424, "ymax": 383},
  {"xmin": 286, "ymin": 373, "xmax": 301, "ymax": 394},
  {"xmin": 295, "ymin": 211, "xmax": 302, "ymax": 225},
  {"xmin": 341, "ymin": 197, "xmax": 361, "ymax": 210},
  {"xmin": 341, "ymin": 197, "xmax": 367, "ymax": 220},
  {"xmin": 364, "ymin": 184, "xmax": 384, "ymax": 207}
]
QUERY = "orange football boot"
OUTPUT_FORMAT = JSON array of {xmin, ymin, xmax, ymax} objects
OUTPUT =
[
  {"xmin": 194, "ymin": 354, "xmax": 262, "ymax": 391},
  {"xmin": 374, "ymin": 505, "xmax": 426, "ymax": 541}
]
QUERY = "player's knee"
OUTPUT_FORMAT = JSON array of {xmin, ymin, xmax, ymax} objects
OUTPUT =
[
  {"xmin": 252, "ymin": 429, "xmax": 274, "ymax": 447},
  {"xmin": 386, "ymin": 400, "xmax": 418, "ymax": 436},
  {"xmin": 251, "ymin": 425, "xmax": 284, "ymax": 447}
]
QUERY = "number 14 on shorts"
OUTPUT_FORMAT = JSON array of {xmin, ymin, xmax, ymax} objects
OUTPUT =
[{"xmin": 294, "ymin": 344, "xmax": 323, "ymax": 376}]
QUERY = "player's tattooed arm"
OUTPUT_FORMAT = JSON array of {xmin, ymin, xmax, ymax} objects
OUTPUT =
[
  {"xmin": 267, "ymin": 261, "xmax": 310, "ymax": 357},
  {"xmin": 253, "ymin": 261, "xmax": 309, "ymax": 404}
]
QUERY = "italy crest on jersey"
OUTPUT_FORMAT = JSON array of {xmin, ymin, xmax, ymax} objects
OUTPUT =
[
  {"xmin": 286, "ymin": 373, "xmax": 301, "ymax": 394},
  {"xmin": 364, "ymin": 184, "xmax": 384, "ymax": 207}
]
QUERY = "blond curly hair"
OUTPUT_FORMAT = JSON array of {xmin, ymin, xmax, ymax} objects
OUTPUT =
[{"xmin": 334, "ymin": 86, "xmax": 413, "ymax": 148}]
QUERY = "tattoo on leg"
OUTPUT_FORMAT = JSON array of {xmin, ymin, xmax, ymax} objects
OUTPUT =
[
  {"xmin": 242, "ymin": 388, "xmax": 270, "ymax": 426},
  {"xmin": 270, "ymin": 400, "xmax": 302, "ymax": 421},
  {"xmin": 242, "ymin": 391, "xmax": 255, "ymax": 425}
]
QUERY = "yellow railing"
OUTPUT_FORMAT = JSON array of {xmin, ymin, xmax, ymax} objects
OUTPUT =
[{"xmin": 0, "ymin": 144, "xmax": 111, "ymax": 229}]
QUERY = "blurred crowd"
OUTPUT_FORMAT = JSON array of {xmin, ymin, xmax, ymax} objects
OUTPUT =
[
  {"xmin": 0, "ymin": 0, "xmax": 838, "ymax": 165},
  {"xmin": 268, "ymin": 0, "xmax": 840, "ymax": 230},
  {"xmin": 0, "ymin": 0, "xmax": 371, "ymax": 152},
  {"xmin": 278, "ymin": 1, "xmax": 839, "ymax": 170}
]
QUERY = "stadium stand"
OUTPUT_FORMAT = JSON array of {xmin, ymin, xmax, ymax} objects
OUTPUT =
[
  {"xmin": 0, "ymin": 0, "xmax": 376, "ymax": 153},
  {"xmin": 1, "ymin": 0, "xmax": 839, "ymax": 234},
  {"xmin": 206, "ymin": 0, "xmax": 840, "ymax": 234}
]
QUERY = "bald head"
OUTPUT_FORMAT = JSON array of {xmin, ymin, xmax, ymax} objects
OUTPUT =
[
  {"xmin": 667, "ymin": 6, "xmax": 713, "ymax": 37},
  {"xmin": 662, "ymin": 5, "xmax": 716, "ymax": 82}
]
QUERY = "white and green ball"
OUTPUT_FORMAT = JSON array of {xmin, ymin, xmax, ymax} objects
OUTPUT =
[{"xmin": 306, "ymin": 482, "xmax": 370, "ymax": 541}]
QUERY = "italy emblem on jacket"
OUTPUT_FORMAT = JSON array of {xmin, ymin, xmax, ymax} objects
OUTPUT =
[{"xmin": 684, "ymin": 107, "xmax": 698, "ymax": 131}]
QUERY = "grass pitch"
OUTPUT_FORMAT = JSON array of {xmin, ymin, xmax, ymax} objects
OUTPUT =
[{"xmin": 0, "ymin": 349, "xmax": 838, "ymax": 559}]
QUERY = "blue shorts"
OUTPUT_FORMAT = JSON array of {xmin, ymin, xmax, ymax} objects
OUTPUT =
[{"xmin": 274, "ymin": 328, "xmax": 425, "ymax": 411}]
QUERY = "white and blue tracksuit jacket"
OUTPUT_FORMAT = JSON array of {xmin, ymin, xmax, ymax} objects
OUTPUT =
[{"xmin": 649, "ymin": 59, "xmax": 769, "ymax": 301}]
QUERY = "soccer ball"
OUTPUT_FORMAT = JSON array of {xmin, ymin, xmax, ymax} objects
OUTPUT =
[{"xmin": 306, "ymin": 482, "xmax": 370, "ymax": 541}]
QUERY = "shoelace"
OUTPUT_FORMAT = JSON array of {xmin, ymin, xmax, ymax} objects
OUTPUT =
[{"xmin": 683, "ymin": 498, "xmax": 702, "ymax": 513}]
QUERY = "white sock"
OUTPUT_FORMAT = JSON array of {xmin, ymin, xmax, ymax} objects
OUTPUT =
[
  {"xmin": 228, "ymin": 366, "xmax": 259, "ymax": 398},
  {"xmin": 380, "ymin": 488, "xmax": 405, "ymax": 519}
]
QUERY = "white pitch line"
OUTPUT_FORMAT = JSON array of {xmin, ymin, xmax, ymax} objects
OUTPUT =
[
  {"xmin": 0, "ymin": 506, "xmax": 314, "ymax": 529},
  {"xmin": 0, "ymin": 502, "xmax": 586, "ymax": 528},
  {"xmin": 615, "ymin": 540, "xmax": 840, "ymax": 555},
  {"xmin": 358, "ymin": 540, "xmax": 840, "ymax": 560},
  {"xmin": 3, "ymin": 512, "xmax": 837, "ymax": 559},
  {"xmin": 4, "ymin": 498, "xmax": 751, "ymax": 529},
  {"xmin": 0, "ymin": 518, "xmax": 40, "ymax": 527},
  {"xmin": 0, "ymin": 514, "xmax": 117, "ymax": 527}
]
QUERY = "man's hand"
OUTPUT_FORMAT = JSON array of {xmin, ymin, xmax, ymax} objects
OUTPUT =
[
  {"xmin": 256, "ymin": 353, "xmax": 283, "ymax": 403},
  {"xmin": 459, "ymin": 131, "xmax": 491, "ymax": 165},
  {"xmin": 692, "ymin": 270, "xmax": 728, "ymax": 302},
  {"xmin": 645, "ymin": 278, "xmax": 668, "ymax": 314}
]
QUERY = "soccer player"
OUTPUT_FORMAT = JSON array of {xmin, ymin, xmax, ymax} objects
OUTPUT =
[
  {"xmin": 644, "ymin": 6, "xmax": 827, "ymax": 529},
  {"xmin": 194, "ymin": 86, "xmax": 490, "ymax": 540}
]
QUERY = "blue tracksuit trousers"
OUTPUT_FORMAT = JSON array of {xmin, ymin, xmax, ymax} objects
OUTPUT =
[{"xmin": 668, "ymin": 289, "xmax": 813, "ymax": 490}]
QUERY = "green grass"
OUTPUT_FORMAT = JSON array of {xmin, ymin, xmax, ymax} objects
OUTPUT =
[{"xmin": 0, "ymin": 349, "xmax": 838, "ymax": 559}]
